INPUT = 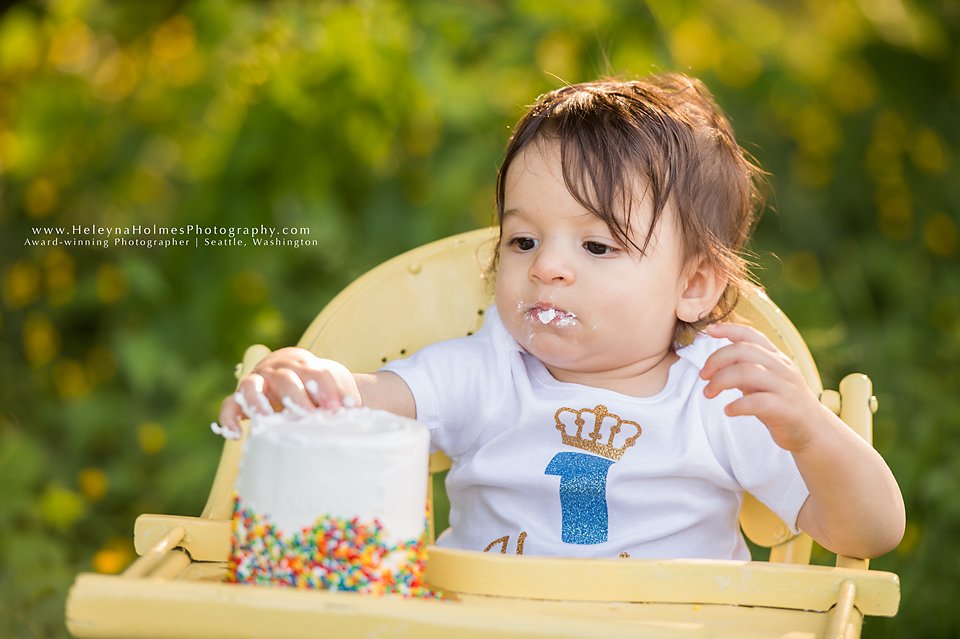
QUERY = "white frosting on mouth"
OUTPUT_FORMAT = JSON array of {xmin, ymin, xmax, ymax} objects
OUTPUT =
[
  {"xmin": 537, "ymin": 308, "xmax": 557, "ymax": 324},
  {"xmin": 535, "ymin": 307, "xmax": 577, "ymax": 326}
]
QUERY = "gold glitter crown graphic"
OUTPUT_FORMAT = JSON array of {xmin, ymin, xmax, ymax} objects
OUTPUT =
[{"xmin": 554, "ymin": 404, "xmax": 641, "ymax": 462}]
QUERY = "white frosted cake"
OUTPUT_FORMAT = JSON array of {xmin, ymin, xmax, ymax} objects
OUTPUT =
[{"xmin": 223, "ymin": 406, "xmax": 435, "ymax": 596}]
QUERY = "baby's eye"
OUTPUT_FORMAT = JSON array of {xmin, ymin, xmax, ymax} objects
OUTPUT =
[
  {"xmin": 584, "ymin": 241, "xmax": 616, "ymax": 256},
  {"xmin": 510, "ymin": 237, "xmax": 538, "ymax": 251}
]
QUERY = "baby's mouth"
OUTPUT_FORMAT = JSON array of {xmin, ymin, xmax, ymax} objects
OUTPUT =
[{"xmin": 528, "ymin": 305, "xmax": 578, "ymax": 327}]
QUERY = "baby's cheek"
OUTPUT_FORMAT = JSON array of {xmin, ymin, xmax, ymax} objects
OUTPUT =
[
  {"xmin": 509, "ymin": 313, "xmax": 537, "ymax": 348},
  {"xmin": 492, "ymin": 293, "xmax": 526, "ymax": 338}
]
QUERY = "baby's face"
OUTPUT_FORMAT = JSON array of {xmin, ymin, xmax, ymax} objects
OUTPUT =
[{"xmin": 495, "ymin": 139, "xmax": 692, "ymax": 393}]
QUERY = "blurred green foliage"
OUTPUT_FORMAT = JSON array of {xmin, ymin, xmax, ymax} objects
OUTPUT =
[{"xmin": 0, "ymin": 0, "xmax": 957, "ymax": 637}]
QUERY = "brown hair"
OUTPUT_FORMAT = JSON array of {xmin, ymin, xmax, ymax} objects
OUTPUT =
[{"xmin": 495, "ymin": 73, "xmax": 765, "ymax": 344}]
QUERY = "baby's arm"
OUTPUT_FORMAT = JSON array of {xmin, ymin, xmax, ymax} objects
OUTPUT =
[
  {"xmin": 699, "ymin": 323, "xmax": 905, "ymax": 559},
  {"xmin": 217, "ymin": 347, "xmax": 416, "ymax": 434}
]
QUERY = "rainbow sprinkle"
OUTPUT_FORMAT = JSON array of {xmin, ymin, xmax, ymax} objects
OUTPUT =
[{"xmin": 227, "ymin": 495, "xmax": 439, "ymax": 598}]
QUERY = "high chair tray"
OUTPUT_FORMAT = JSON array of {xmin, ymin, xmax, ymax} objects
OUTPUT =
[
  {"xmin": 64, "ymin": 570, "xmax": 854, "ymax": 639},
  {"xmin": 65, "ymin": 572, "xmax": 887, "ymax": 639},
  {"xmin": 66, "ymin": 515, "xmax": 899, "ymax": 639}
]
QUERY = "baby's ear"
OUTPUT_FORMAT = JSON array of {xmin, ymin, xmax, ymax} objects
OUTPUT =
[{"xmin": 676, "ymin": 258, "xmax": 725, "ymax": 323}]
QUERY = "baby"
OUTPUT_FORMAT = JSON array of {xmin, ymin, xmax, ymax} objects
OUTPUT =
[{"xmin": 219, "ymin": 74, "xmax": 904, "ymax": 561}]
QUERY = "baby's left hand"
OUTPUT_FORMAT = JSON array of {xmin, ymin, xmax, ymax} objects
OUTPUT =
[{"xmin": 700, "ymin": 323, "xmax": 824, "ymax": 453}]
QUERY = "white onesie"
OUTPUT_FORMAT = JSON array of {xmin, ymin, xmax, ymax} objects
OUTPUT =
[{"xmin": 381, "ymin": 305, "xmax": 809, "ymax": 560}]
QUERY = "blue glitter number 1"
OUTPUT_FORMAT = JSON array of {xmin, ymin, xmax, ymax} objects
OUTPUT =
[{"xmin": 544, "ymin": 452, "xmax": 615, "ymax": 545}]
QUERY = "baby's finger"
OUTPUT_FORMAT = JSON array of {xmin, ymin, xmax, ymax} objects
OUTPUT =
[
  {"xmin": 703, "ymin": 362, "xmax": 782, "ymax": 399},
  {"xmin": 303, "ymin": 377, "xmax": 346, "ymax": 412},
  {"xmin": 700, "ymin": 340, "xmax": 788, "ymax": 381},
  {"xmin": 722, "ymin": 393, "xmax": 755, "ymax": 418},
  {"xmin": 217, "ymin": 395, "xmax": 246, "ymax": 435},
  {"xmin": 302, "ymin": 370, "xmax": 348, "ymax": 412},
  {"xmin": 234, "ymin": 374, "xmax": 275, "ymax": 416},
  {"xmin": 260, "ymin": 367, "xmax": 318, "ymax": 414},
  {"xmin": 305, "ymin": 378, "xmax": 326, "ymax": 406},
  {"xmin": 721, "ymin": 392, "xmax": 781, "ymax": 419},
  {"xmin": 706, "ymin": 323, "xmax": 778, "ymax": 352}
]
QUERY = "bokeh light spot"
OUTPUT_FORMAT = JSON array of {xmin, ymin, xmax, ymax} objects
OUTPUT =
[
  {"xmin": 0, "ymin": 128, "xmax": 21, "ymax": 171},
  {"xmin": 93, "ymin": 50, "xmax": 139, "ymax": 101},
  {"xmin": 232, "ymin": 270, "xmax": 268, "ymax": 305},
  {"xmin": 716, "ymin": 41, "xmax": 762, "ymax": 88},
  {"xmin": 54, "ymin": 359, "xmax": 90, "ymax": 399},
  {"xmin": 137, "ymin": 422, "xmax": 167, "ymax": 455},
  {"xmin": 783, "ymin": 29, "xmax": 833, "ymax": 83},
  {"xmin": 669, "ymin": 19, "xmax": 721, "ymax": 71},
  {"xmin": 252, "ymin": 308, "xmax": 285, "ymax": 342},
  {"xmin": 732, "ymin": 2, "xmax": 783, "ymax": 50},
  {"xmin": 78, "ymin": 467, "xmax": 109, "ymax": 501},
  {"xmin": 783, "ymin": 251, "xmax": 823, "ymax": 291},
  {"xmin": 791, "ymin": 104, "xmax": 841, "ymax": 157},
  {"xmin": 829, "ymin": 59, "xmax": 876, "ymax": 113},
  {"xmin": 877, "ymin": 190, "xmax": 913, "ymax": 241},
  {"xmin": 47, "ymin": 19, "xmax": 94, "ymax": 73},
  {"xmin": 2, "ymin": 260, "xmax": 42, "ymax": 308},
  {"xmin": 40, "ymin": 485, "xmax": 86, "ymax": 530},
  {"xmin": 152, "ymin": 15, "xmax": 196, "ymax": 63},
  {"xmin": 910, "ymin": 128, "xmax": 949, "ymax": 174},
  {"xmin": 24, "ymin": 312, "xmax": 60, "ymax": 366},
  {"xmin": 128, "ymin": 167, "xmax": 166, "ymax": 204},
  {"xmin": 923, "ymin": 213, "xmax": 958, "ymax": 257},
  {"xmin": 96, "ymin": 263, "xmax": 128, "ymax": 305},
  {"xmin": 25, "ymin": 177, "xmax": 58, "ymax": 217},
  {"xmin": 44, "ymin": 247, "xmax": 76, "ymax": 306},
  {"xmin": 535, "ymin": 32, "xmax": 581, "ymax": 84},
  {"xmin": 93, "ymin": 538, "xmax": 135, "ymax": 574},
  {"xmin": 203, "ymin": 94, "xmax": 247, "ymax": 132},
  {"xmin": 0, "ymin": 7, "xmax": 41, "ymax": 74}
]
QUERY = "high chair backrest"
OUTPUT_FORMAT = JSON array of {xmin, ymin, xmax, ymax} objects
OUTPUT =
[{"xmin": 294, "ymin": 227, "xmax": 829, "ymax": 559}]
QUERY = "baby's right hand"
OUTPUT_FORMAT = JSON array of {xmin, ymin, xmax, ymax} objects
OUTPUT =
[{"xmin": 217, "ymin": 347, "xmax": 361, "ymax": 435}]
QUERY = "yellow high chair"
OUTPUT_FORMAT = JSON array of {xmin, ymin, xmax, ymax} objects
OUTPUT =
[{"xmin": 66, "ymin": 227, "xmax": 899, "ymax": 639}]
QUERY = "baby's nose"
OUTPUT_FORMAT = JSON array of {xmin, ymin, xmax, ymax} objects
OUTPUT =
[{"xmin": 530, "ymin": 246, "xmax": 575, "ymax": 283}]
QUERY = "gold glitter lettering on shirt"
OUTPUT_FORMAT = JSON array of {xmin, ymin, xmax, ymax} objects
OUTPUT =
[
  {"xmin": 482, "ymin": 532, "xmax": 529, "ymax": 555},
  {"xmin": 484, "ymin": 535, "xmax": 510, "ymax": 554},
  {"xmin": 554, "ymin": 405, "xmax": 641, "ymax": 461},
  {"xmin": 516, "ymin": 531, "xmax": 527, "ymax": 555}
]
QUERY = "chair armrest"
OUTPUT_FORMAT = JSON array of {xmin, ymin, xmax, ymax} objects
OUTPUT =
[{"xmin": 134, "ymin": 514, "xmax": 231, "ymax": 562}]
